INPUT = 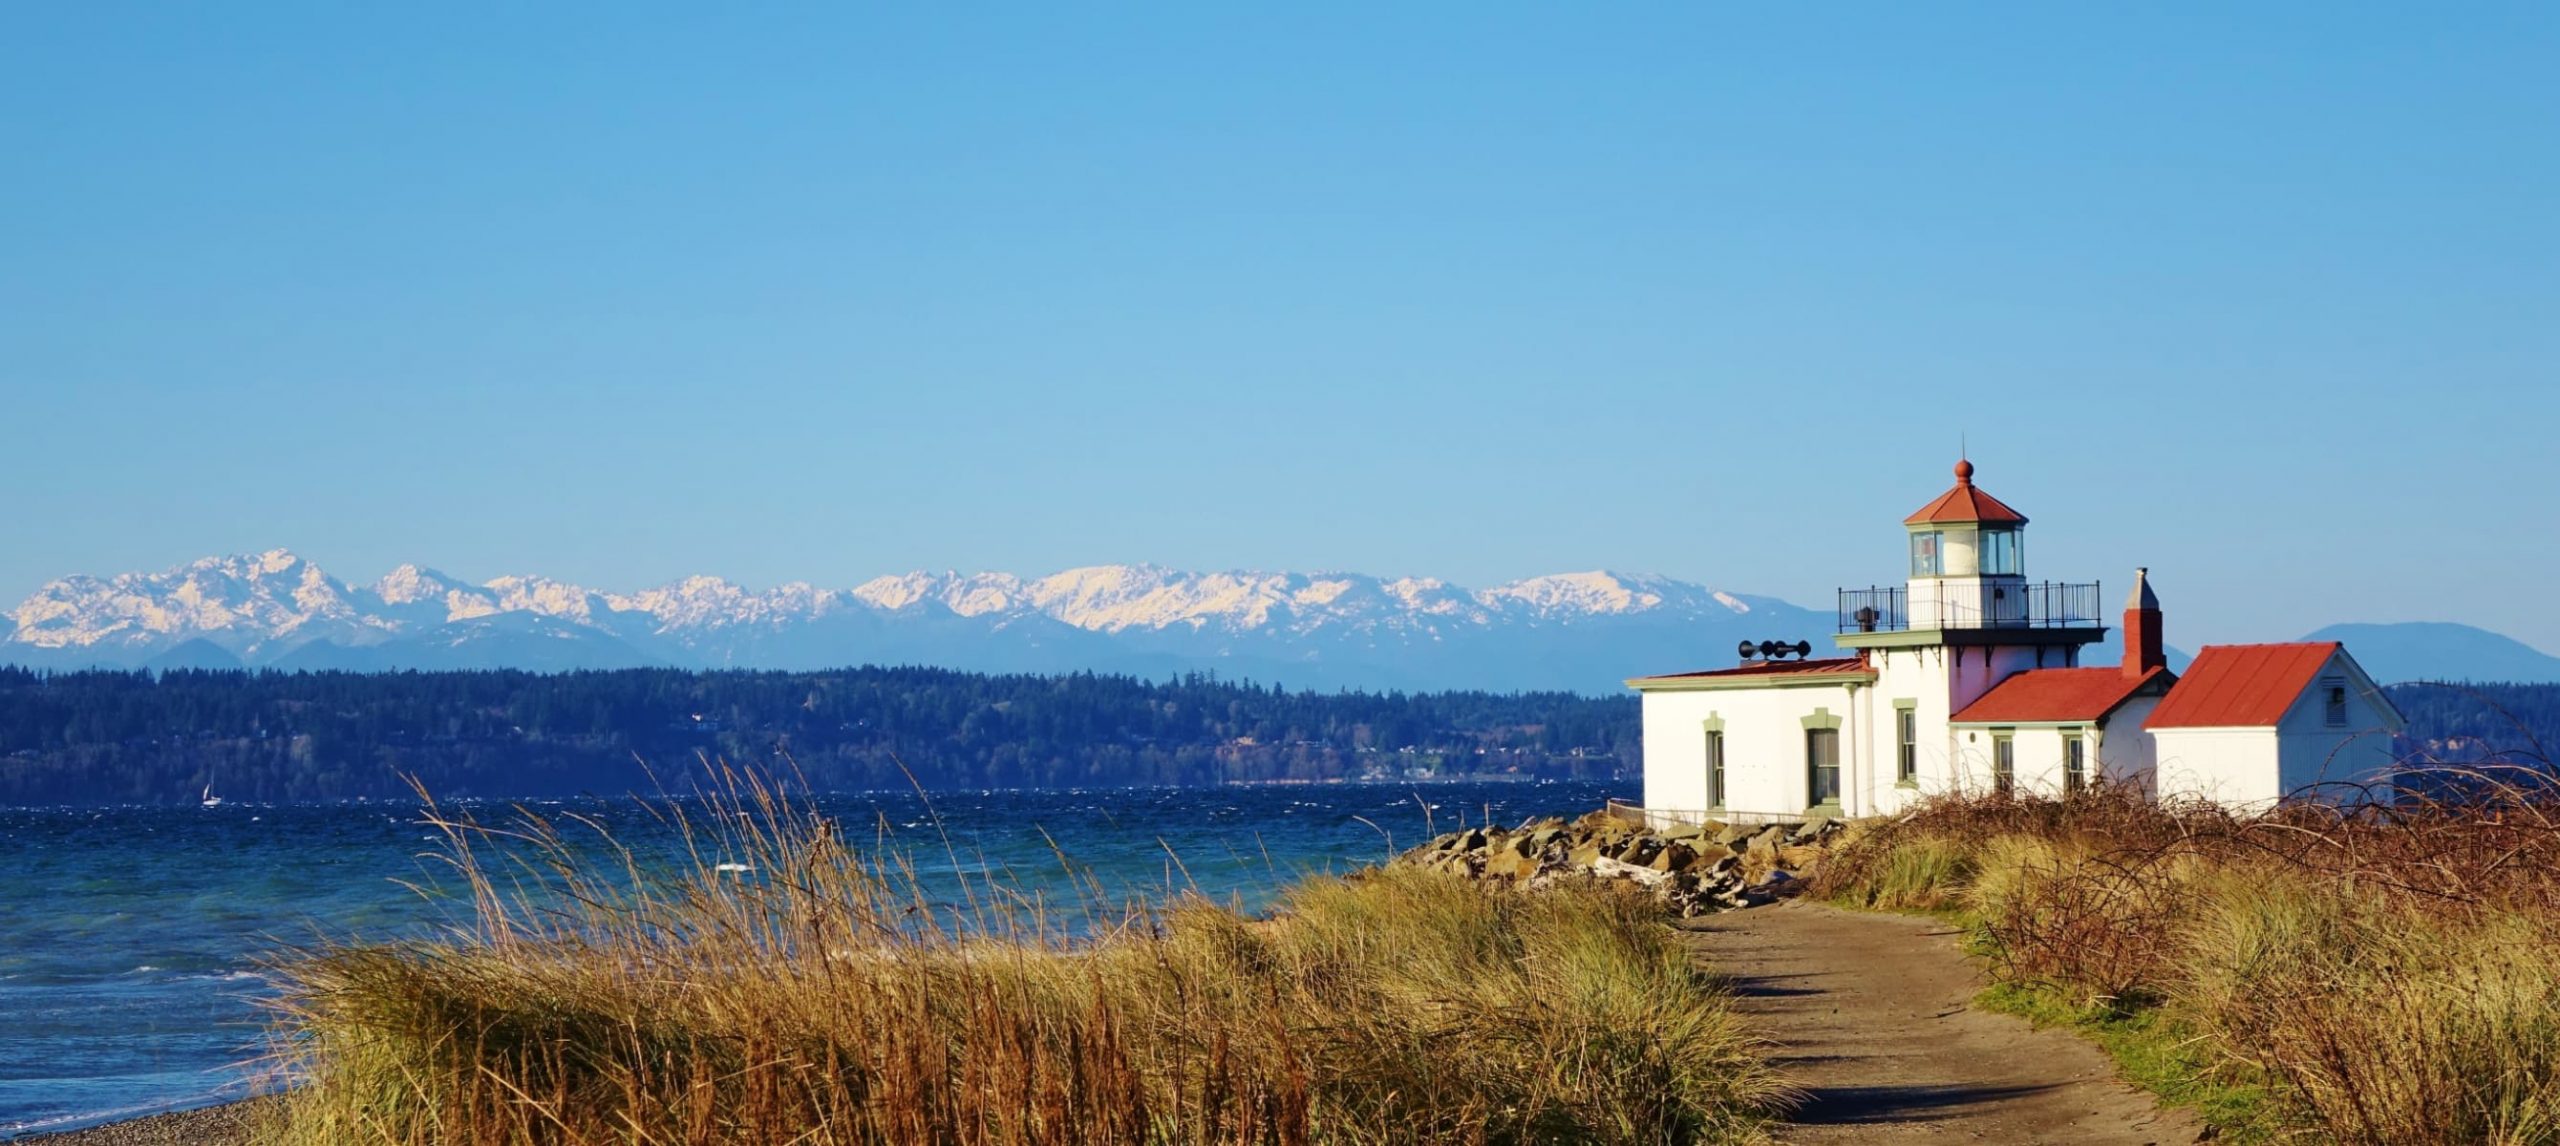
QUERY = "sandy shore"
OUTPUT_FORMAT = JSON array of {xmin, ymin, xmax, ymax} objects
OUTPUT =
[{"xmin": 17, "ymin": 1099, "xmax": 266, "ymax": 1146}]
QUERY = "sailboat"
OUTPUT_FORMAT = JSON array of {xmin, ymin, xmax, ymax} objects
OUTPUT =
[{"xmin": 200, "ymin": 784, "xmax": 223, "ymax": 808}]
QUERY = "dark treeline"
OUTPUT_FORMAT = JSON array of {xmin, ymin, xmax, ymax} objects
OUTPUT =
[
  {"xmin": 0, "ymin": 666, "xmax": 1639, "ymax": 806},
  {"xmin": 2, "ymin": 668, "xmax": 2548, "ymax": 807},
  {"xmin": 2389, "ymin": 681, "xmax": 2560, "ymax": 765}
]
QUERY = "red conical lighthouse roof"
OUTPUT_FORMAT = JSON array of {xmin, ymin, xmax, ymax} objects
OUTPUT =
[{"xmin": 1903, "ymin": 458, "xmax": 2028, "ymax": 526}]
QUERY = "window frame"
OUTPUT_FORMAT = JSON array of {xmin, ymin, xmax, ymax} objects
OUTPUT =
[
  {"xmin": 1895, "ymin": 706, "xmax": 1918, "ymax": 785},
  {"xmin": 1991, "ymin": 731, "xmax": 2016, "ymax": 797},
  {"xmin": 1910, "ymin": 531, "xmax": 1943, "ymax": 577},
  {"xmin": 2322, "ymin": 677, "xmax": 2349, "ymax": 727},
  {"xmin": 1806, "ymin": 727, "xmax": 1842, "ymax": 809},
  {"xmin": 1705, "ymin": 728, "xmax": 1726, "ymax": 810},
  {"xmin": 2063, "ymin": 732, "xmax": 2085, "ymax": 795}
]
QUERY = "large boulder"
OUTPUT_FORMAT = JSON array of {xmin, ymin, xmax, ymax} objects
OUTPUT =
[{"xmin": 1482, "ymin": 846, "xmax": 1539, "ymax": 881}]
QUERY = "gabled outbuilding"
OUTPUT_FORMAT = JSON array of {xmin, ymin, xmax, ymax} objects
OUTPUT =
[{"xmin": 2145, "ymin": 642, "xmax": 2405, "ymax": 806}]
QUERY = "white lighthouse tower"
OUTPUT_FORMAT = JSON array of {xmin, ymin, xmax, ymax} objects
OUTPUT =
[{"xmin": 1833, "ymin": 459, "xmax": 2111, "ymax": 804}]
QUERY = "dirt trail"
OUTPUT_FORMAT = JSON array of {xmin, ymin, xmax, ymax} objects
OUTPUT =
[{"xmin": 1687, "ymin": 900, "xmax": 2203, "ymax": 1145}]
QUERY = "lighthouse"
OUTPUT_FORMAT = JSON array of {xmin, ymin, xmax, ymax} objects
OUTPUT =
[{"xmin": 1626, "ymin": 458, "xmax": 2406, "ymax": 822}]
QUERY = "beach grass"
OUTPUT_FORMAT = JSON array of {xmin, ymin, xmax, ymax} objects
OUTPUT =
[
  {"xmin": 1810, "ymin": 773, "xmax": 2560, "ymax": 1145},
  {"xmin": 256, "ymin": 774, "xmax": 1787, "ymax": 1145}
]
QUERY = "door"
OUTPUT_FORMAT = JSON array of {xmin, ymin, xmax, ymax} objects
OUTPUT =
[
  {"xmin": 1992, "ymin": 734, "xmax": 2015, "ymax": 796},
  {"xmin": 1807, "ymin": 728, "xmax": 1841, "ymax": 807}
]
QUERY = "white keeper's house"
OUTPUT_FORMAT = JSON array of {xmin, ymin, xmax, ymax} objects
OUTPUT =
[{"xmin": 1627, "ymin": 460, "xmax": 2404, "ymax": 821}]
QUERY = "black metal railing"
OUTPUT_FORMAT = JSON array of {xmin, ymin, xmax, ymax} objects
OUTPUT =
[
  {"xmin": 1837, "ymin": 581, "xmax": 2103, "ymax": 634},
  {"xmin": 1838, "ymin": 586, "xmax": 1908, "ymax": 633}
]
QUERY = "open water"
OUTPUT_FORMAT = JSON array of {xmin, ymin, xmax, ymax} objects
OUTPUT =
[{"xmin": 0, "ymin": 779, "xmax": 1618, "ymax": 1138}]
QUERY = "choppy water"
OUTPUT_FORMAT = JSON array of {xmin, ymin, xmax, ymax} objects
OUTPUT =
[{"xmin": 0, "ymin": 779, "xmax": 1617, "ymax": 1138}]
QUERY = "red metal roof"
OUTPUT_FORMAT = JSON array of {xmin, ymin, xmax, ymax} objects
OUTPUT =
[
  {"xmin": 2144, "ymin": 643, "xmax": 2342, "ymax": 729},
  {"xmin": 1904, "ymin": 459, "xmax": 2029, "ymax": 526},
  {"xmin": 1950, "ymin": 666, "xmax": 2172, "ymax": 724},
  {"xmin": 1629, "ymin": 656, "xmax": 1876, "ymax": 684}
]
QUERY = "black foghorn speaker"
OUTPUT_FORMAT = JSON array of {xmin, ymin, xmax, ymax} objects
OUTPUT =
[{"xmin": 1737, "ymin": 640, "xmax": 1760, "ymax": 662}]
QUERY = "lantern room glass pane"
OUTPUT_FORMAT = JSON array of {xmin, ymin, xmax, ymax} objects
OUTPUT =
[
  {"xmin": 1910, "ymin": 532, "xmax": 1942, "ymax": 577},
  {"xmin": 1980, "ymin": 528, "xmax": 2022, "ymax": 575}
]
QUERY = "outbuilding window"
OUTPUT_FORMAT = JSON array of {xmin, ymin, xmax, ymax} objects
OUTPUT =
[
  {"xmin": 2064, "ymin": 734, "xmax": 2086, "ymax": 794},
  {"xmin": 2323, "ymin": 678, "xmax": 2349, "ymax": 726}
]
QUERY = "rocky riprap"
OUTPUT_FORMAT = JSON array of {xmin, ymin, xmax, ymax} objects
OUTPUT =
[{"xmin": 1395, "ymin": 811, "xmax": 1845, "ymax": 916}]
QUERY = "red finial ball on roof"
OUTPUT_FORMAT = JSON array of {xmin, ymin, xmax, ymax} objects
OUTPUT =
[{"xmin": 1953, "ymin": 458, "xmax": 1975, "ymax": 484}]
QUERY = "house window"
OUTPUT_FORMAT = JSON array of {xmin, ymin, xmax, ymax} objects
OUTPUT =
[
  {"xmin": 1807, "ymin": 728, "xmax": 1841, "ymax": 807},
  {"xmin": 2323, "ymin": 678, "xmax": 2348, "ymax": 726},
  {"xmin": 1992, "ymin": 733, "xmax": 2015, "ymax": 796},
  {"xmin": 1705, "ymin": 730, "xmax": 1726, "ymax": 809},
  {"xmin": 1980, "ymin": 527, "xmax": 2022, "ymax": 576},
  {"xmin": 1910, "ymin": 531, "xmax": 1943, "ymax": 577},
  {"xmin": 1896, "ymin": 708, "xmax": 1918, "ymax": 784},
  {"xmin": 2063, "ymin": 734, "xmax": 2085, "ymax": 794}
]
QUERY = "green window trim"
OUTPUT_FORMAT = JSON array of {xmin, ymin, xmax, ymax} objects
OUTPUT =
[
  {"xmin": 1805, "ymin": 724, "xmax": 1842, "ymax": 809},
  {"xmin": 1893, "ymin": 698, "xmax": 1919, "ymax": 787},
  {"xmin": 1800, "ymin": 708, "xmax": 1844, "ymax": 731},
  {"xmin": 1702, "ymin": 715, "xmax": 1726, "ymax": 810}
]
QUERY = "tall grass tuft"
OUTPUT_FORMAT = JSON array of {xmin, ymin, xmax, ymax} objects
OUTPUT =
[{"xmin": 261, "ymin": 773, "xmax": 1786, "ymax": 1145}]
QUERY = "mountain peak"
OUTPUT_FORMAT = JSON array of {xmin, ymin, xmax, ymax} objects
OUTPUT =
[
  {"xmin": 3, "ymin": 555, "xmax": 1831, "ymax": 687},
  {"xmin": 373, "ymin": 563, "xmax": 466, "ymax": 603},
  {"xmin": 1480, "ymin": 570, "xmax": 1674, "ymax": 616}
]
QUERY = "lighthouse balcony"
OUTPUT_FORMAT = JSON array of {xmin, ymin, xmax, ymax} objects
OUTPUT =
[{"xmin": 1837, "ymin": 581, "xmax": 2105, "ymax": 635}]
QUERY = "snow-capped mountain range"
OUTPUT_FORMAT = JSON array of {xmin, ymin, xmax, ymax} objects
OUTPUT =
[{"xmin": 0, "ymin": 550, "xmax": 1828, "ymax": 691}]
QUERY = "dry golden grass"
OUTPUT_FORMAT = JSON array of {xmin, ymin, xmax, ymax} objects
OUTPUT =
[
  {"xmin": 1813, "ymin": 770, "xmax": 2560, "ymax": 1145},
  {"xmin": 257, "ymin": 774, "xmax": 1787, "ymax": 1145}
]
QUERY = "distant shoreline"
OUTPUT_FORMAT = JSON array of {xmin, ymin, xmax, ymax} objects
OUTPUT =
[{"xmin": 15, "ymin": 1098, "xmax": 266, "ymax": 1145}]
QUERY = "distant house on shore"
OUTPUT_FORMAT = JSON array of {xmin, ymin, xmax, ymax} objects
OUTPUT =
[{"xmin": 1626, "ymin": 460, "xmax": 2403, "ymax": 822}]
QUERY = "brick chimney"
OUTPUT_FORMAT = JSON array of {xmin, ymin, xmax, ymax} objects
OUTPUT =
[{"xmin": 2124, "ymin": 567, "xmax": 2164, "ymax": 677}]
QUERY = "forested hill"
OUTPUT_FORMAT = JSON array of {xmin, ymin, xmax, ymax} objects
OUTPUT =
[
  {"xmin": 2388, "ymin": 682, "xmax": 2560, "ymax": 765},
  {"xmin": 0, "ymin": 667, "xmax": 1639, "ymax": 806},
  {"xmin": 4, "ymin": 668, "xmax": 2549, "ymax": 808}
]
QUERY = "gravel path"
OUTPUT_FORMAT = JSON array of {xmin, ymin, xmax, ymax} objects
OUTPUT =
[{"xmin": 1686, "ymin": 900, "xmax": 2205, "ymax": 1145}]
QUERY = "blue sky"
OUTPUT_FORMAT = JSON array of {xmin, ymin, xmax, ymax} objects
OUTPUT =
[{"xmin": 4, "ymin": 4, "xmax": 2556, "ymax": 650}]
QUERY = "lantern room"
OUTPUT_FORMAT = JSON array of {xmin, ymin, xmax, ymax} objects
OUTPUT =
[
  {"xmin": 1837, "ymin": 459, "xmax": 2105, "ymax": 644},
  {"xmin": 1905, "ymin": 458, "xmax": 2027, "ymax": 579}
]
